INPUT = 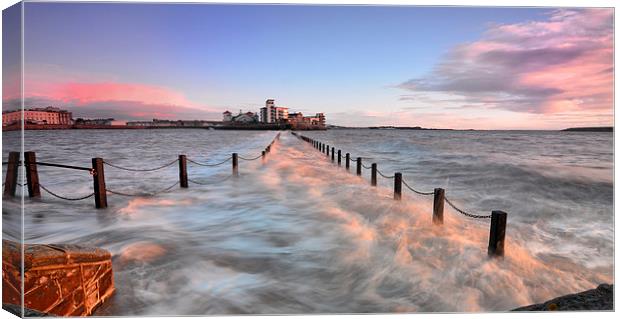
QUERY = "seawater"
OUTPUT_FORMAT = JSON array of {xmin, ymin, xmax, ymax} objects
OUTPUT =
[{"xmin": 1, "ymin": 129, "xmax": 613, "ymax": 314}]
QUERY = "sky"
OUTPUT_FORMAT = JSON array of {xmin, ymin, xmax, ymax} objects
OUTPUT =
[{"xmin": 2, "ymin": 3, "xmax": 614, "ymax": 129}]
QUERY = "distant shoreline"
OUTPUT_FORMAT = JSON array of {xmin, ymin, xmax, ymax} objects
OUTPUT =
[
  {"xmin": 561, "ymin": 126, "xmax": 613, "ymax": 132},
  {"xmin": 329, "ymin": 125, "xmax": 614, "ymax": 132},
  {"xmin": 2, "ymin": 124, "xmax": 613, "ymax": 132}
]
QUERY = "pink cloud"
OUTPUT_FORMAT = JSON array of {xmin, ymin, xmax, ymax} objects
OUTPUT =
[
  {"xmin": 399, "ymin": 9, "xmax": 613, "ymax": 117},
  {"xmin": 2, "ymin": 63, "xmax": 218, "ymax": 120},
  {"xmin": 50, "ymin": 82, "xmax": 198, "ymax": 108}
]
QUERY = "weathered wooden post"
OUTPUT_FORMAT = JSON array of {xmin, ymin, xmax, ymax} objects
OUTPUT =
[
  {"xmin": 394, "ymin": 172, "xmax": 402, "ymax": 200},
  {"xmin": 178, "ymin": 155, "xmax": 188, "ymax": 188},
  {"xmin": 356, "ymin": 157, "xmax": 362, "ymax": 175},
  {"xmin": 24, "ymin": 151, "xmax": 40, "ymax": 198},
  {"xmin": 338, "ymin": 150, "xmax": 342, "ymax": 165},
  {"xmin": 91, "ymin": 158, "xmax": 107, "ymax": 209},
  {"xmin": 371, "ymin": 163, "xmax": 377, "ymax": 186},
  {"xmin": 433, "ymin": 188, "xmax": 445, "ymax": 225},
  {"xmin": 488, "ymin": 211, "xmax": 507, "ymax": 257},
  {"xmin": 232, "ymin": 153, "xmax": 239, "ymax": 176},
  {"xmin": 331, "ymin": 147, "xmax": 335, "ymax": 161},
  {"xmin": 3, "ymin": 152, "xmax": 20, "ymax": 198},
  {"xmin": 345, "ymin": 153, "xmax": 350, "ymax": 169}
]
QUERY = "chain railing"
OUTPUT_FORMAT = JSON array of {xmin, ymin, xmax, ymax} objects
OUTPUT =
[
  {"xmin": 444, "ymin": 196, "xmax": 492, "ymax": 219},
  {"xmin": 107, "ymin": 181, "xmax": 180, "ymax": 197},
  {"xmin": 295, "ymin": 133, "xmax": 508, "ymax": 257},
  {"xmin": 187, "ymin": 157, "xmax": 231, "ymax": 167},
  {"xmin": 40, "ymin": 184, "xmax": 95, "ymax": 201},
  {"xmin": 103, "ymin": 159, "xmax": 178, "ymax": 172},
  {"xmin": 3, "ymin": 132, "xmax": 282, "ymax": 209},
  {"xmin": 402, "ymin": 179, "xmax": 434, "ymax": 196}
]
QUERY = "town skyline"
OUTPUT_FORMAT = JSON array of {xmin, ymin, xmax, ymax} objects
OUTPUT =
[{"xmin": 2, "ymin": 3, "xmax": 613, "ymax": 130}]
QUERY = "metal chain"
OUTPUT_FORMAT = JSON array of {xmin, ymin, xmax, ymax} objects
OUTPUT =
[
  {"xmin": 444, "ymin": 196, "xmax": 492, "ymax": 219},
  {"xmin": 103, "ymin": 159, "xmax": 178, "ymax": 172},
  {"xmin": 187, "ymin": 157, "xmax": 231, "ymax": 167},
  {"xmin": 39, "ymin": 184, "xmax": 95, "ymax": 201},
  {"xmin": 106, "ymin": 181, "xmax": 180, "ymax": 197},
  {"xmin": 238, "ymin": 154, "xmax": 263, "ymax": 161},
  {"xmin": 188, "ymin": 174, "xmax": 233, "ymax": 185},
  {"xmin": 376, "ymin": 169, "xmax": 395, "ymax": 179},
  {"xmin": 401, "ymin": 179, "xmax": 434, "ymax": 196}
]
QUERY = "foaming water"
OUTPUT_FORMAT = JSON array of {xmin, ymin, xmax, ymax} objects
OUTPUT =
[{"xmin": 2, "ymin": 129, "xmax": 613, "ymax": 314}]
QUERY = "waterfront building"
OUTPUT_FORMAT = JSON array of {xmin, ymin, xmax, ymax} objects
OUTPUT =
[
  {"xmin": 2, "ymin": 106, "xmax": 73, "ymax": 126},
  {"xmin": 126, "ymin": 119, "xmax": 214, "ymax": 127},
  {"xmin": 260, "ymin": 99, "xmax": 288, "ymax": 123},
  {"xmin": 74, "ymin": 118, "xmax": 114, "ymax": 126},
  {"xmin": 287, "ymin": 112, "xmax": 326, "ymax": 129},
  {"xmin": 232, "ymin": 111, "xmax": 259, "ymax": 123}
]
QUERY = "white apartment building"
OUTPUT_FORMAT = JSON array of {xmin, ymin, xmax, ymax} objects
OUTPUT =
[{"xmin": 260, "ymin": 99, "xmax": 288, "ymax": 123}]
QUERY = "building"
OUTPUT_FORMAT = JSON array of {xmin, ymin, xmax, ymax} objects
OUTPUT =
[
  {"xmin": 74, "ymin": 118, "xmax": 114, "ymax": 126},
  {"xmin": 126, "ymin": 119, "xmax": 213, "ymax": 127},
  {"xmin": 222, "ymin": 111, "xmax": 233, "ymax": 122},
  {"xmin": 287, "ymin": 112, "xmax": 326, "ymax": 130},
  {"xmin": 232, "ymin": 111, "xmax": 259, "ymax": 123},
  {"xmin": 2, "ymin": 107, "xmax": 73, "ymax": 126},
  {"xmin": 260, "ymin": 99, "xmax": 288, "ymax": 123}
]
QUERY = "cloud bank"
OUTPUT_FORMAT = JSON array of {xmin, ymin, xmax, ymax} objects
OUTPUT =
[
  {"xmin": 399, "ymin": 9, "xmax": 613, "ymax": 116},
  {"xmin": 3, "ymin": 64, "xmax": 217, "ymax": 121}
]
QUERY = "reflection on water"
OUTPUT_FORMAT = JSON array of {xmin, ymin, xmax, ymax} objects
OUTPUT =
[{"xmin": 2, "ymin": 129, "xmax": 613, "ymax": 314}]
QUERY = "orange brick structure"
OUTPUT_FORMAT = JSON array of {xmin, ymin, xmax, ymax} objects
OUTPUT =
[{"xmin": 2, "ymin": 240, "xmax": 115, "ymax": 316}]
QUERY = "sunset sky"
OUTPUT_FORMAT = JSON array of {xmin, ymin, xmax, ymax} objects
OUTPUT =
[{"xmin": 2, "ymin": 3, "xmax": 614, "ymax": 129}]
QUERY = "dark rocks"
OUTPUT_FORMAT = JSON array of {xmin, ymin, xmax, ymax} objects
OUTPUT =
[
  {"xmin": 2, "ymin": 303, "xmax": 48, "ymax": 317},
  {"xmin": 513, "ymin": 284, "xmax": 613, "ymax": 311}
]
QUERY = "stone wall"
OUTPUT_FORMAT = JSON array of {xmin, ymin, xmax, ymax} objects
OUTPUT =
[{"xmin": 2, "ymin": 240, "xmax": 115, "ymax": 316}]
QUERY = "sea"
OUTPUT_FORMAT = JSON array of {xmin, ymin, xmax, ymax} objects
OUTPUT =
[{"xmin": 1, "ymin": 128, "xmax": 614, "ymax": 314}]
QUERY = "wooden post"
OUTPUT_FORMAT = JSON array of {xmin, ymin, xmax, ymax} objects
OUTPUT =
[
  {"xmin": 371, "ymin": 163, "xmax": 377, "ymax": 186},
  {"xmin": 394, "ymin": 172, "xmax": 402, "ymax": 200},
  {"xmin": 178, "ymin": 155, "xmax": 188, "ymax": 188},
  {"xmin": 338, "ymin": 150, "xmax": 342, "ymax": 165},
  {"xmin": 24, "ymin": 151, "xmax": 40, "ymax": 198},
  {"xmin": 356, "ymin": 157, "xmax": 362, "ymax": 175},
  {"xmin": 488, "ymin": 211, "xmax": 508, "ymax": 257},
  {"xmin": 345, "ymin": 153, "xmax": 350, "ymax": 169},
  {"xmin": 232, "ymin": 153, "xmax": 239, "ymax": 176},
  {"xmin": 3, "ymin": 152, "xmax": 20, "ymax": 198},
  {"xmin": 433, "ymin": 188, "xmax": 445, "ymax": 225},
  {"xmin": 91, "ymin": 158, "xmax": 107, "ymax": 209},
  {"xmin": 331, "ymin": 147, "xmax": 335, "ymax": 162}
]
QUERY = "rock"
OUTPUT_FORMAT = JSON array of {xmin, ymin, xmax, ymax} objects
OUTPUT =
[
  {"xmin": 2, "ymin": 239, "xmax": 115, "ymax": 316},
  {"xmin": 513, "ymin": 284, "xmax": 613, "ymax": 311},
  {"xmin": 2, "ymin": 303, "xmax": 48, "ymax": 317}
]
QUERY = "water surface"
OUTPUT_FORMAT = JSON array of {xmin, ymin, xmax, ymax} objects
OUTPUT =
[{"xmin": 2, "ymin": 129, "xmax": 613, "ymax": 314}]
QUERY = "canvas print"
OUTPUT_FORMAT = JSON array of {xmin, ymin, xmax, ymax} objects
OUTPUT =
[{"xmin": 1, "ymin": 1, "xmax": 614, "ymax": 316}]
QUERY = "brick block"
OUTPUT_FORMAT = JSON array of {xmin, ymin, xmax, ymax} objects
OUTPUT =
[{"xmin": 2, "ymin": 240, "xmax": 115, "ymax": 316}]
